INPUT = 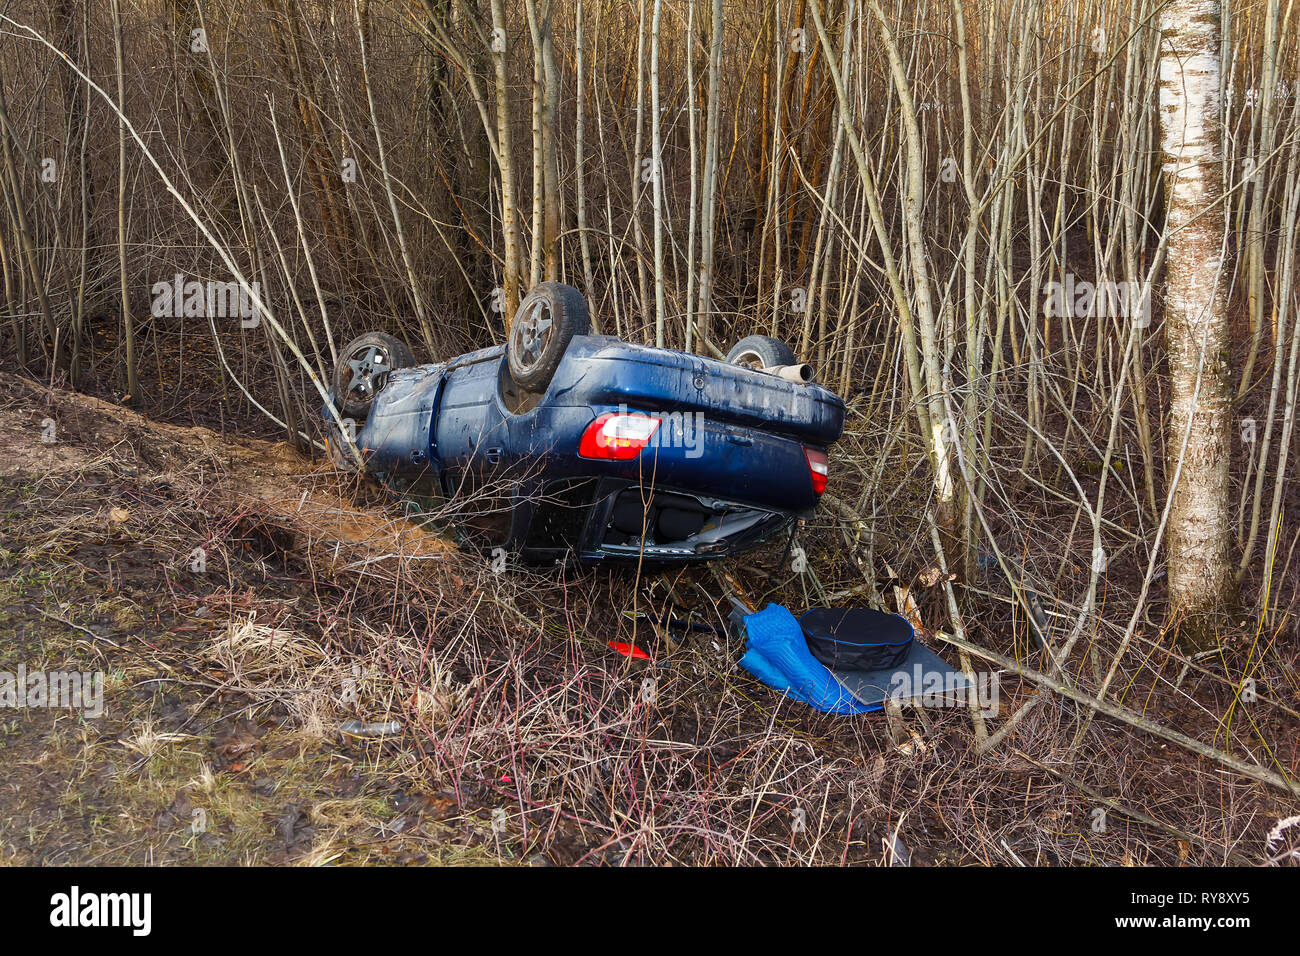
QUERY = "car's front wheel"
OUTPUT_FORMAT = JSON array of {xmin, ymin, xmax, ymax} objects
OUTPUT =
[
  {"xmin": 333, "ymin": 331, "xmax": 415, "ymax": 419},
  {"xmin": 507, "ymin": 282, "xmax": 590, "ymax": 390}
]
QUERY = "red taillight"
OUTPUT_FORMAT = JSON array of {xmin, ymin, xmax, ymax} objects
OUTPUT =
[
  {"xmin": 805, "ymin": 447, "xmax": 828, "ymax": 494},
  {"xmin": 579, "ymin": 412, "xmax": 662, "ymax": 460}
]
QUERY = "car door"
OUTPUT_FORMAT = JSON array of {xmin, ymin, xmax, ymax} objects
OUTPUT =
[{"xmin": 433, "ymin": 348, "xmax": 513, "ymax": 547}]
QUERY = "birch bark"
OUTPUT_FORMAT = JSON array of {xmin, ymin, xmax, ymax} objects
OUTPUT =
[{"xmin": 1159, "ymin": 0, "xmax": 1235, "ymax": 627}]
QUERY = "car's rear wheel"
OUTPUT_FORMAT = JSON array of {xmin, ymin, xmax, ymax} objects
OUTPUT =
[
  {"xmin": 725, "ymin": 334, "xmax": 797, "ymax": 370},
  {"xmin": 507, "ymin": 282, "xmax": 590, "ymax": 390},
  {"xmin": 333, "ymin": 331, "xmax": 415, "ymax": 419}
]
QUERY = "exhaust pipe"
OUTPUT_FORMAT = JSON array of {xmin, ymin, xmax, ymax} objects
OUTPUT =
[{"xmin": 763, "ymin": 363, "xmax": 815, "ymax": 385}]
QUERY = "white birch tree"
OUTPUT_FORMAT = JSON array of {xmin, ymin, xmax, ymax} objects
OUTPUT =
[{"xmin": 1159, "ymin": 0, "xmax": 1235, "ymax": 636}]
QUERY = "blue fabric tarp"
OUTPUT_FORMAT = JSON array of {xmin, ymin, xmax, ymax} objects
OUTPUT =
[{"xmin": 738, "ymin": 603, "xmax": 876, "ymax": 714}]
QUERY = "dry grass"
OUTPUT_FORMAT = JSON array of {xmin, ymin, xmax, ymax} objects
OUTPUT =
[{"xmin": 0, "ymin": 372, "xmax": 1297, "ymax": 866}]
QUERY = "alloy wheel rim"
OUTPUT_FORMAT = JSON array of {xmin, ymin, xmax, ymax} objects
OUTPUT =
[
  {"xmin": 344, "ymin": 344, "xmax": 391, "ymax": 402},
  {"xmin": 513, "ymin": 300, "xmax": 554, "ymax": 369}
]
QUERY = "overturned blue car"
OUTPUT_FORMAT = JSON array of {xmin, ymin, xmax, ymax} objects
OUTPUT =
[{"xmin": 326, "ymin": 283, "xmax": 845, "ymax": 565}]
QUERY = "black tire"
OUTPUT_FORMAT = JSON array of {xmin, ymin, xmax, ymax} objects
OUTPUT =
[
  {"xmin": 507, "ymin": 282, "xmax": 590, "ymax": 390},
  {"xmin": 725, "ymin": 334, "xmax": 797, "ymax": 370},
  {"xmin": 333, "ymin": 331, "xmax": 416, "ymax": 419}
]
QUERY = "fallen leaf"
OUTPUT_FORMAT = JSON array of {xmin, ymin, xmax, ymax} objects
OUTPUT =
[{"xmin": 916, "ymin": 566, "xmax": 943, "ymax": 588}]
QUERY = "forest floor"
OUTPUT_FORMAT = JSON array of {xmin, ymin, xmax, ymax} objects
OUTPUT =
[
  {"xmin": 0, "ymin": 373, "xmax": 501, "ymax": 864},
  {"xmin": 1, "ymin": 372, "xmax": 1297, "ymax": 866}
]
